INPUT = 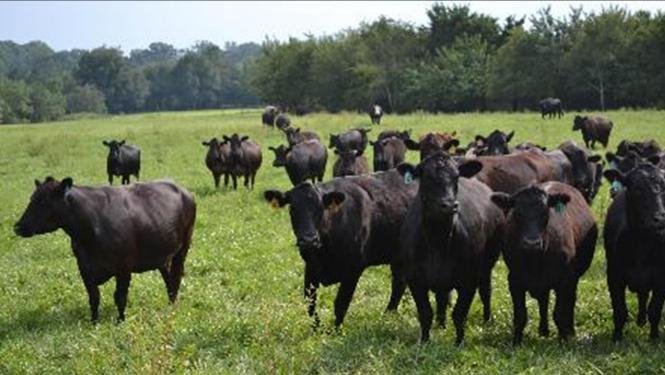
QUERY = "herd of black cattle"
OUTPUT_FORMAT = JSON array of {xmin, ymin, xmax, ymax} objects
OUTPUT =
[{"xmin": 12, "ymin": 104, "xmax": 665, "ymax": 346}]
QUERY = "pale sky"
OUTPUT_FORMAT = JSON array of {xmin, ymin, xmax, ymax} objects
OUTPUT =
[{"xmin": 1, "ymin": 1, "xmax": 664, "ymax": 52}]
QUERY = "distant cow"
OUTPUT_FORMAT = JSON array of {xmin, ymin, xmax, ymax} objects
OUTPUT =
[
  {"xmin": 573, "ymin": 115, "xmax": 613, "ymax": 149},
  {"xmin": 14, "ymin": 177, "xmax": 196, "ymax": 322},
  {"xmin": 332, "ymin": 149, "xmax": 370, "ymax": 177},
  {"xmin": 283, "ymin": 127, "xmax": 321, "ymax": 146},
  {"xmin": 404, "ymin": 132, "xmax": 459, "ymax": 160},
  {"xmin": 269, "ymin": 140, "xmax": 327, "ymax": 185},
  {"xmin": 275, "ymin": 114, "xmax": 291, "ymax": 130},
  {"xmin": 604, "ymin": 162, "xmax": 665, "ymax": 341},
  {"xmin": 223, "ymin": 134, "xmax": 262, "ymax": 190},
  {"xmin": 396, "ymin": 152, "xmax": 503, "ymax": 344},
  {"xmin": 329, "ymin": 128, "xmax": 371, "ymax": 155},
  {"xmin": 370, "ymin": 136, "xmax": 407, "ymax": 171},
  {"xmin": 202, "ymin": 137, "xmax": 232, "ymax": 188},
  {"xmin": 473, "ymin": 130, "xmax": 515, "ymax": 156},
  {"xmin": 539, "ymin": 98, "xmax": 564, "ymax": 119},
  {"xmin": 491, "ymin": 182, "xmax": 597, "ymax": 345},
  {"xmin": 263, "ymin": 169, "xmax": 418, "ymax": 327},
  {"xmin": 369, "ymin": 104, "xmax": 383, "ymax": 125},
  {"xmin": 103, "ymin": 140, "xmax": 140, "ymax": 185},
  {"xmin": 262, "ymin": 106, "xmax": 278, "ymax": 127}
]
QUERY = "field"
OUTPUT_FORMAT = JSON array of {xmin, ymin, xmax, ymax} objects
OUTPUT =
[{"xmin": 1, "ymin": 109, "xmax": 665, "ymax": 374}]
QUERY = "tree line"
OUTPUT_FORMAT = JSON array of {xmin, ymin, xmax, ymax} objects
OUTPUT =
[
  {"xmin": 1, "ymin": 4, "xmax": 665, "ymax": 124},
  {"xmin": 0, "ymin": 40, "xmax": 261, "ymax": 124}
]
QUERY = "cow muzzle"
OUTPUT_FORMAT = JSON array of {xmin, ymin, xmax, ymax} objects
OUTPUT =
[
  {"xmin": 297, "ymin": 235, "xmax": 321, "ymax": 250},
  {"xmin": 14, "ymin": 222, "xmax": 33, "ymax": 238}
]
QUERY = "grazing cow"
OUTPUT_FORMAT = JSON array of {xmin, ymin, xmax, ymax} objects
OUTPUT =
[
  {"xmin": 539, "ymin": 98, "xmax": 564, "ymax": 119},
  {"xmin": 396, "ymin": 152, "xmax": 503, "ymax": 344},
  {"xmin": 223, "ymin": 134, "xmax": 262, "ymax": 190},
  {"xmin": 263, "ymin": 169, "xmax": 418, "ymax": 327},
  {"xmin": 329, "ymin": 128, "xmax": 371, "ymax": 155},
  {"xmin": 276, "ymin": 114, "xmax": 291, "ymax": 130},
  {"xmin": 616, "ymin": 139, "xmax": 662, "ymax": 158},
  {"xmin": 603, "ymin": 162, "xmax": 665, "ymax": 341},
  {"xmin": 404, "ymin": 132, "xmax": 459, "ymax": 160},
  {"xmin": 14, "ymin": 177, "xmax": 196, "ymax": 322},
  {"xmin": 377, "ymin": 129, "xmax": 411, "ymax": 142},
  {"xmin": 283, "ymin": 127, "xmax": 321, "ymax": 146},
  {"xmin": 202, "ymin": 137, "xmax": 232, "ymax": 188},
  {"xmin": 332, "ymin": 149, "xmax": 370, "ymax": 177},
  {"xmin": 558, "ymin": 141, "xmax": 603, "ymax": 203},
  {"xmin": 473, "ymin": 130, "xmax": 515, "ymax": 156},
  {"xmin": 262, "ymin": 106, "xmax": 278, "ymax": 127},
  {"xmin": 573, "ymin": 115, "xmax": 613, "ymax": 149},
  {"xmin": 369, "ymin": 104, "xmax": 383, "ymax": 125},
  {"xmin": 102, "ymin": 140, "xmax": 140, "ymax": 185},
  {"xmin": 491, "ymin": 182, "xmax": 597, "ymax": 345},
  {"xmin": 270, "ymin": 140, "xmax": 328, "ymax": 185},
  {"xmin": 370, "ymin": 136, "xmax": 407, "ymax": 171}
]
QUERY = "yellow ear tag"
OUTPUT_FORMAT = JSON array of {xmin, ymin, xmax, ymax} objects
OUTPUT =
[{"xmin": 270, "ymin": 198, "xmax": 280, "ymax": 208}]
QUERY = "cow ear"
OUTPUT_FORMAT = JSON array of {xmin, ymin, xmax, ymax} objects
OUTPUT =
[
  {"xmin": 34, "ymin": 179, "xmax": 41, "ymax": 187},
  {"xmin": 475, "ymin": 135, "xmax": 486, "ymax": 143},
  {"xmin": 648, "ymin": 155, "xmax": 661, "ymax": 166},
  {"xmin": 102, "ymin": 140, "xmax": 110, "ymax": 147},
  {"xmin": 506, "ymin": 131, "xmax": 515, "ymax": 143},
  {"xmin": 268, "ymin": 146, "xmax": 276, "ymax": 152},
  {"xmin": 322, "ymin": 192, "xmax": 345, "ymax": 211},
  {"xmin": 334, "ymin": 149, "xmax": 340, "ymax": 155},
  {"xmin": 223, "ymin": 135, "xmax": 230, "ymax": 142},
  {"xmin": 605, "ymin": 152, "xmax": 618, "ymax": 164},
  {"xmin": 404, "ymin": 139, "xmax": 420, "ymax": 150},
  {"xmin": 458, "ymin": 160, "xmax": 482, "ymax": 178},
  {"xmin": 369, "ymin": 140, "xmax": 376, "ymax": 146},
  {"xmin": 547, "ymin": 193, "xmax": 570, "ymax": 208},
  {"xmin": 443, "ymin": 139, "xmax": 459, "ymax": 151},
  {"xmin": 202, "ymin": 141, "xmax": 210, "ymax": 146},
  {"xmin": 119, "ymin": 140, "xmax": 126, "ymax": 146},
  {"xmin": 451, "ymin": 131, "xmax": 457, "ymax": 137},
  {"xmin": 57, "ymin": 177, "xmax": 73, "ymax": 196},
  {"xmin": 588, "ymin": 154, "xmax": 602, "ymax": 163},
  {"xmin": 241, "ymin": 136, "xmax": 249, "ymax": 142},
  {"xmin": 264, "ymin": 190, "xmax": 290, "ymax": 208},
  {"xmin": 491, "ymin": 193, "xmax": 513, "ymax": 213},
  {"xmin": 604, "ymin": 169, "xmax": 627, "ymax": 186}
]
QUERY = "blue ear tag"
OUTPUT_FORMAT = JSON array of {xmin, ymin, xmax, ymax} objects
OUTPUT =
[
  {"xmin": 611, "ymin": 180, "xmax": 623, "ymax": 193},
  {"xmin": 404, "ymin": 171, "xmax": 414, "ymax": 184},
  {"xmin": 555, "ymin": 201, "xmax": 565, "ymax": 214}
]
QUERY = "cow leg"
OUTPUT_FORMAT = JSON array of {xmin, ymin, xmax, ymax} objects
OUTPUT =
[
  {"xmin": 159, "ymin": 266, "xmax": 174, "ymax": 301},
  {"xmin": 114, "ymin": 273, "xmax": 132, "ymax": 322},
  {"xmin": 479, "ymin": 271, "xmax": 492, "ymax": 322},
  {"xmin": 82, "ymin": 276, "xmax": 100, "ymax": 323},
  {"xmin": 561, "ymin": 280, "xmax": 578, "ymax": 339},
  {"xmin": 251, "ymin": 172, "xmax": 257, "ymax": 189},
  {"xmin": 435, "ymin": 289, "xmax": 450, "ymax": 328},
  {"xmin": 167, "ymin": 241, "xmax": 191, "ymax": 303},
  {"xmin": 243, "ymin": 174, "xmax": 250, "ymax": 189},
  {"xmin": 334, "ymin": 274, "xmax": 361, "ymax": 327},
  {"xmin": 108, "ymin": 174, "xmax": 113, "ymax": 185},
  {"xmin": 509, "ymin": 281, "xmax": 527, "ymax": 346},
  {"xmin": 213, "ymin": 173, "xmax": 220, "ymax": 188},
  {"xmin": 452, "ymin": 287, "xmax": 476, "ymax": 346},
  {"xmin": 410, "ymin": 283, "xmax": 433, "ymax": 343},
  {"xmin": 224, "ymin": 174, "xmax": 229, "ymax": 188},
  {"xmin": 648, "ymin": 289, "xmax": 665, "ymax": 340},
  {"xmin": 304, "ymin": 265, "xmax": 320, "ymax": 328},
  {"xmin": 638, "ymin": 290, "xmax": 649, "ymax": 327},
  {"xmin": 608, "ymin": 272, "xmax": 628, "ymax": 341},
  {"xmin": 385, "ymin": 263, "xmax": 406, "ymax": 312},
  {"xmin": 231, "ymin": 174, "xmax": 238, "ymax": 190},
  {"xmin": 536, "ymin": 290, "xmax": 550, "ymax": 337}
]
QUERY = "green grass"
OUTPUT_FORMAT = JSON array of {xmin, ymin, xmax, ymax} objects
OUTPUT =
[{"xmin": 1, "ymin": 108, "xmax": 664, "ymax": 374}]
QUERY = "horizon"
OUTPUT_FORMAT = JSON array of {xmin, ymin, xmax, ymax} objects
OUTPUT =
[{"xmin": 1, "ymin": 1, "xmax": 664, "ymax": 52}]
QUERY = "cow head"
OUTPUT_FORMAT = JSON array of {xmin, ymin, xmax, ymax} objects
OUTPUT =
[
  {"xmin": 397, "ymin": 152, "xmax": 481, "ymax": 225},
  {"xmin": 268, "ymin": 144, "xmax": 290, "ymax": 167},
  {"xmin": 573, "ymin": 115, "xmax": 586, "ymax": 131},
  {"xmin": 328, "ymin": 134, "xmax": 340, "ymax": 149},
  {"xmin": 604, "ymin": 162, "xmax": 665, "ymax": 238},
  {"xmin": 202, "ymin": 138, "xmax": 226, "ymax": 161},
  {"xmin": 370, "ymin": 137, "xmax": 401, "ymax": 171},
  {"xmin": 560, "ymin": 141, "xmax": 602, "ymax": 203},
  {"xmin": 14, "ymin": 177, "xmax": 73, "ymax": 238},
  {"xmin": 334, "ymin": 149, "xmax": 362, "ymax": 176},
  {"xmin": 264, "ymin": 183, "xmax": 346, "ymax": 260},
  {"xmin": 103, "ymin": 139, "xmax": 126, "ymax": 174},
  {"xmin": 223, "ymin": 133, "xmax": 249, "ymax": 163},
  {"xmin": 404, "ymin": 132, "xmax": 459, "ymax": 160},
  {"xmin": 284, "ymin": 127, "xmax": 301, "ymax": 145},
  {"xmin": 474, "ymin": 130, "xmax": 514, "ymax": 156},
  {"xmin": 491, "ymin": 186, "xmax": 570, "ymax": 252}
]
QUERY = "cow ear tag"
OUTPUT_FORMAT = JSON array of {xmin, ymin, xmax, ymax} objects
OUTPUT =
[
  {"xmin": 611, "ymin": 180, "xmax": 623, "ymax": 192},
  {"xmin": 555, "ymin": 201, "xmax": 565, "ymax": 214},
  {"xmin": 404, "ymin": 171, "xmax": 414, "ymax": 184},
  {"xmin": 270, "ymin": 198, "xmax": 280, "ymax": 209}
]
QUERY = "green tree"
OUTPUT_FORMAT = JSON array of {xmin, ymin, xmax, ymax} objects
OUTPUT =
[
  {"xmin": 66, "ymin": 84, "xmax": 107, "ymax": 114},
  {"xmin": 29, "ymin": 83, "xmax": 66, "ymax": 122}
]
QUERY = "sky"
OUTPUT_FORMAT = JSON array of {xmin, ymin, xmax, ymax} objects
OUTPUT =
[{"xmin": 1, "ymin": 1, "xmax": 664, "ymax": 52}]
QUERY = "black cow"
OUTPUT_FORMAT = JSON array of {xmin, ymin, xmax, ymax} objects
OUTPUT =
[
  {"xmin": 377, "ymin": 129, "xmax": 411, "ymax": 142},
  {"xmin": 223, "ymin": 134, "xmax": 262, "ymax": 190},
  {"xmin": 396, "ymin": 152, "xmax": 504, "ymax": 344},
  {"xmin": 616, "ymin": 139, "xmax": 662, "ymax": 158},
  {"xmin": 473, "ymin": 130, "xmax": 515, "ymax": 156},
  {"xmin": 103, "ymin": 140, "xmax": 140, "ymax": 185},
  {"xmin": 269, "ymin": 140, "xmax": 327, "ymax": 185},
  {"xmin": 558, "ymin": 140, "xmax": 603, "ymax": 203},
  {"xmin": 369, "ymin": 104, "xmax": 383, "ymax": 125},
  {"xmin": 14, "ymin": 177, "xmax": 196, "ymax": 322},
  {"xmin": 262, "ymin": 106, "xmax": 278, "ymax": 127},
  {"xmin": 276, "ymin": 114, "xmax": 291, "ymax": 130},
  {"xmin": 332, "ymin": 149, "xmax": 370, "ymax": 177},
  {"xmin": 263, "ymin": 169, "xmax": 418, "ymax": 327},
  {"xmin": 202, "ymin": 138, "xmax": 232, "ymax": 188},
  {"xmin": 573, "ymin": 115, "xmax": 613, "ymax": 149},
  {"xmin": 329, "ymin": 128, "xmax": 371, "ymax": 156},
  {"xmin": 370, "ymin": 136, "xmax": 407, "ymax": 171},
  {"xmin": 539, "ymin": 98, "xmax": 564, "ymax": 119},
  {"xmin": 284, "ymin": 127, "xmax": 321, "ymax": 146},
  {"xmin": 491, "ymin": 182, "xmax": 597, "ymax": 345}
]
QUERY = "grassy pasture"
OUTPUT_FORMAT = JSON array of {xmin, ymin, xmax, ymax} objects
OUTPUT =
[{"xmin": 1, "ymin": 109, "xmax": 665, "ymax": 373}]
